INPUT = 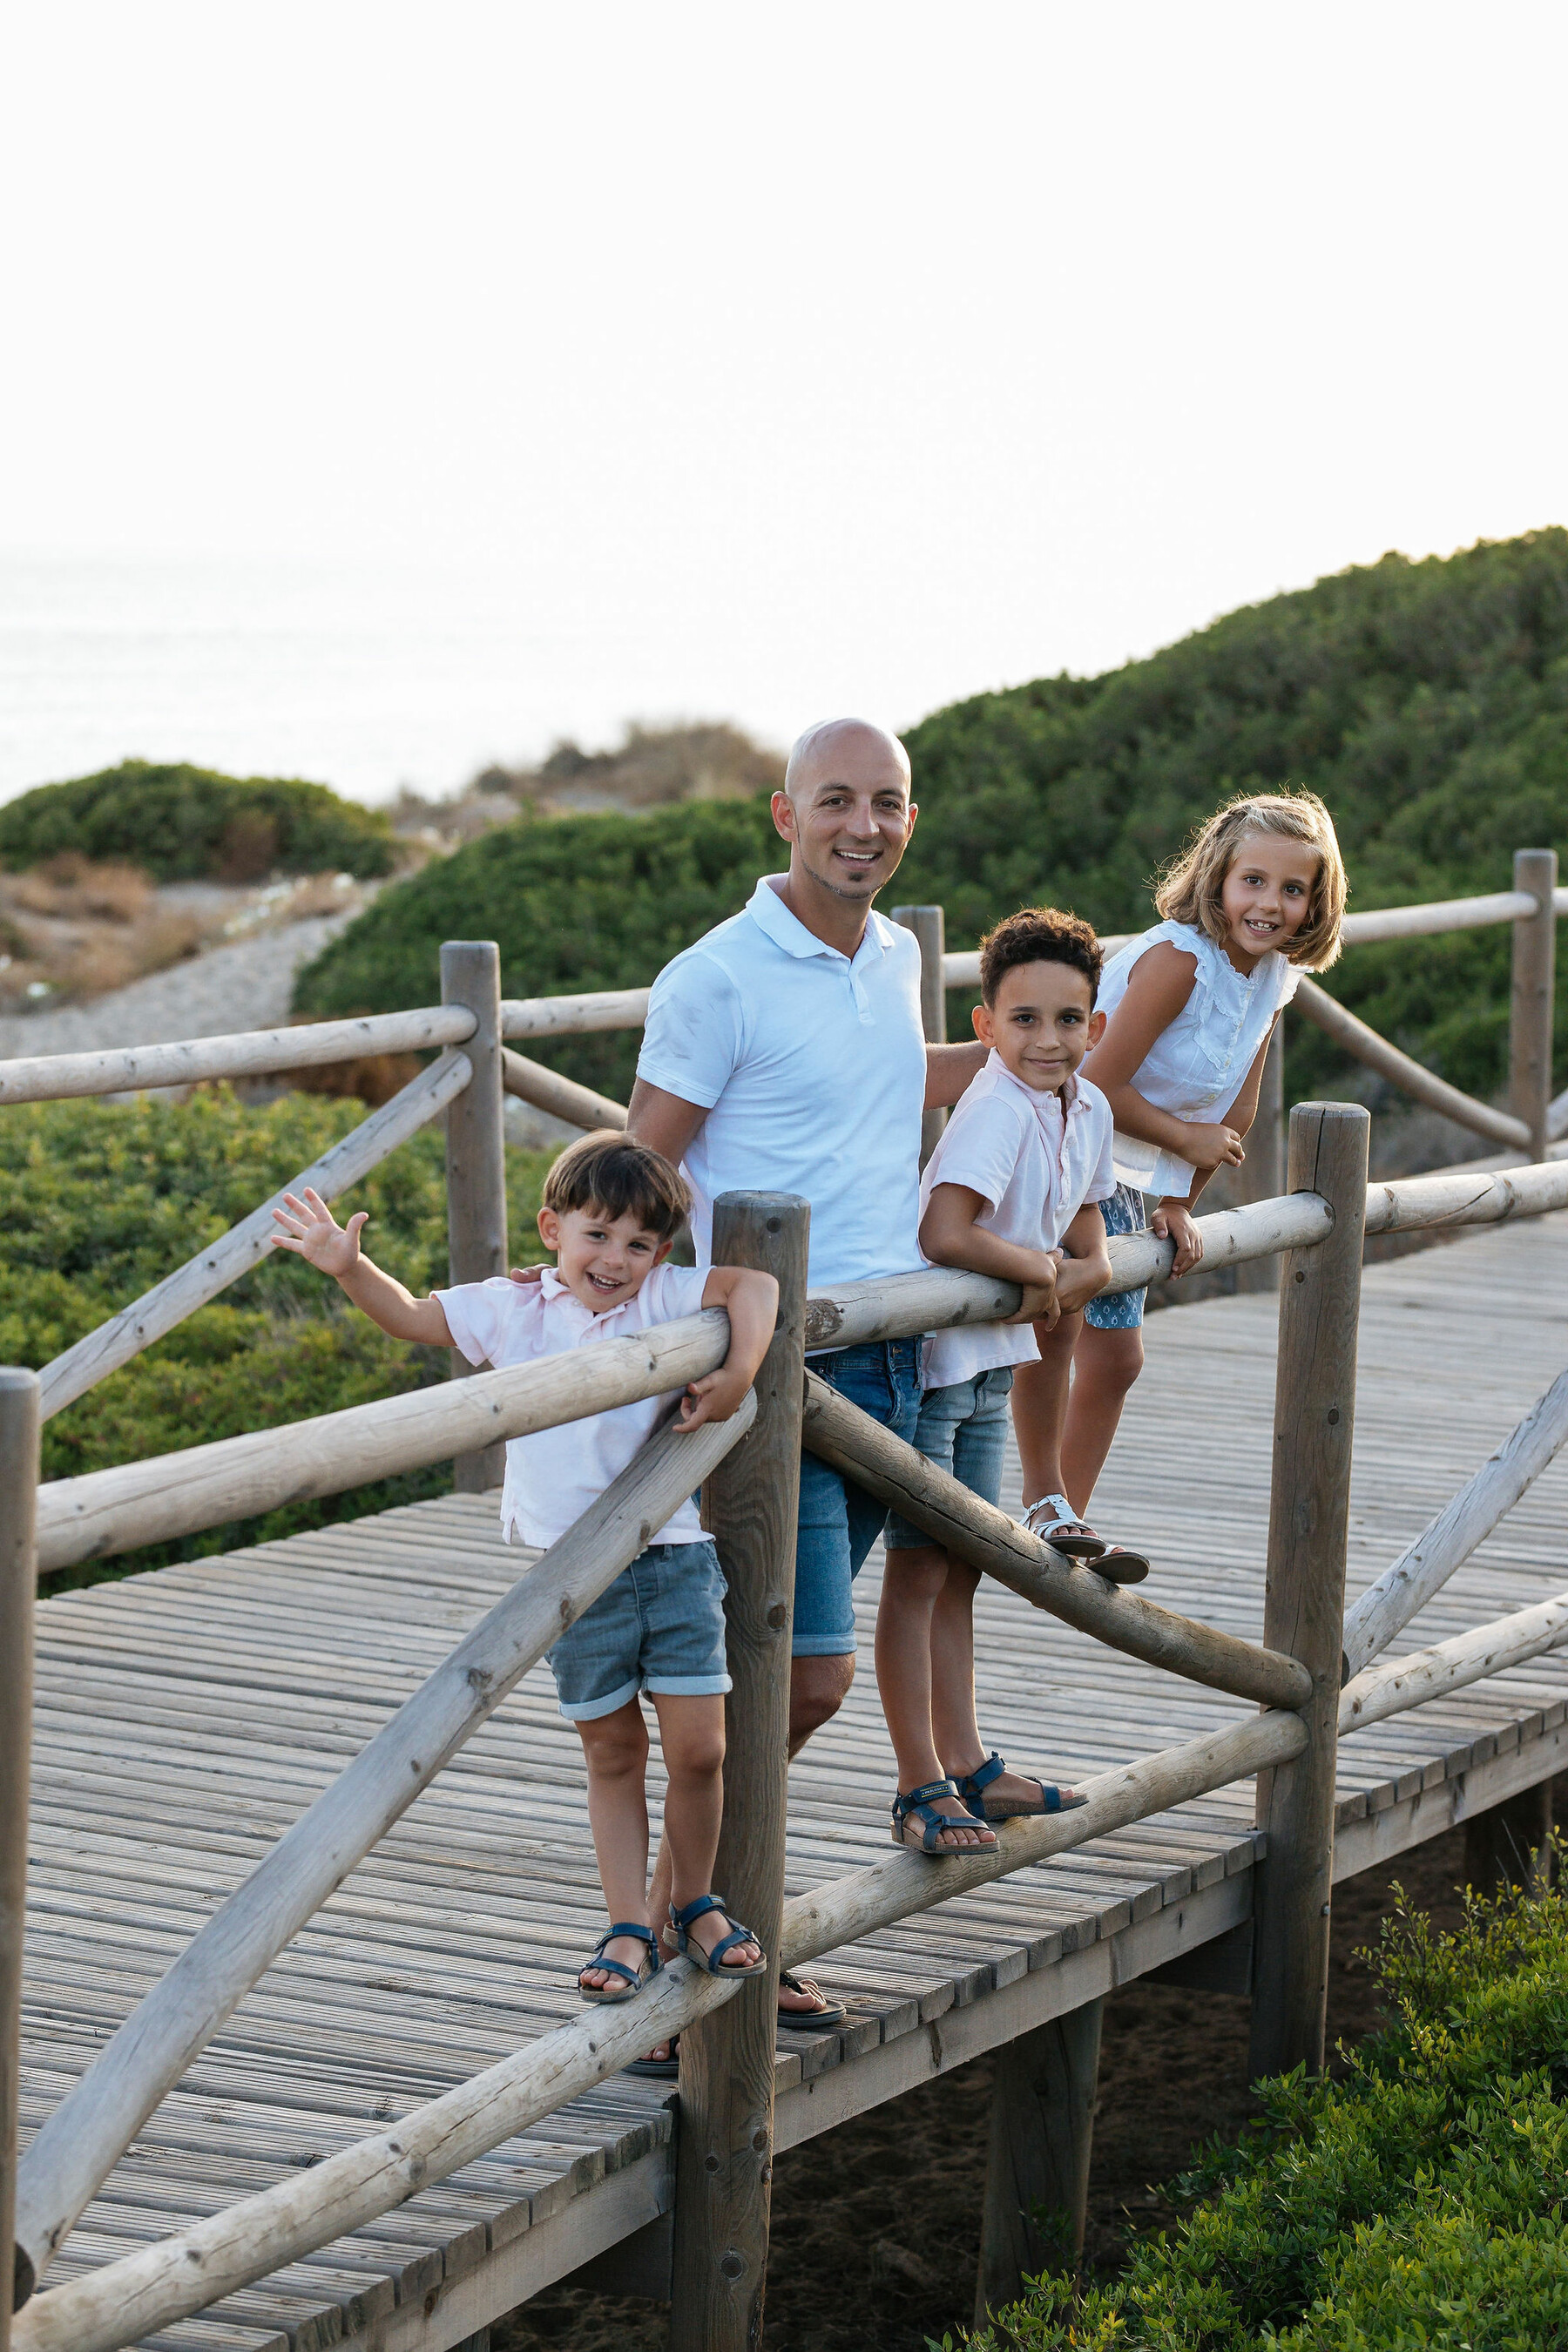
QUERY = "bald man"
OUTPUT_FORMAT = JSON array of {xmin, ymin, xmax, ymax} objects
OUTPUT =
[{"xmin": 630, "ymin": 719, "xmax": 986, "ymax": 1754}]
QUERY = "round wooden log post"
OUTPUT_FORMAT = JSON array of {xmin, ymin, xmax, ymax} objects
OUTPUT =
[
  {"xmin": 893, "ymin": 904, "xmax": 948, "ymax": 1164},
  {"xmin": 1249, "ymin": 1102, "xmax": 1369, "ymax": 2083},
  {"xmin": 669, "ymin": 1193, "xmax": 808, "ymax": 2352},
  {"xmin": 1, "ymin": 1369, "xmax": 40, "ymax": 2333},
  {"xmin": 1510, "ymin": 848, "xmax": 1558, "ymax": 1161},
  {"xmin": 442, "ymin": 942, "xmax": 509, "ymax": 1493},
  {"xmin": 1235, "ymin": 1024, "xmax": 1285, "ymax": 1295},
  {"xmin": 974, "ymin": 1996, "xmax": 1104, "ymax": 2328}
]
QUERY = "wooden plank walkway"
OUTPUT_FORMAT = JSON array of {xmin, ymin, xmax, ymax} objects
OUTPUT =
[{"xmin": 18, "ymin": 1211, "xmax": 1568, "ymax": 2350}]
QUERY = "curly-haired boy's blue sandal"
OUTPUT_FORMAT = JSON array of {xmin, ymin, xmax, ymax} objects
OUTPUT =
[
  {"xmin": 578, "ymin": 1921, "xmax": 661, "ymax": 2004},
  {"xmin": 956, "ymin": 1752, "xmax": 1087, "ymax": 1822},
  {"xmin": 891, "ymin": 1777, "xmax": 1000, "ymax": 1854},
  {"xmin": 669, "ymin": 1894, "xmax": 768, "ymax": 1977}
]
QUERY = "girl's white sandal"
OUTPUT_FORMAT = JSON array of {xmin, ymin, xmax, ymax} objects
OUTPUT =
[{"xmin": 1019, "ymin": 1493, "xmax": 1109, "ymax": 1558}]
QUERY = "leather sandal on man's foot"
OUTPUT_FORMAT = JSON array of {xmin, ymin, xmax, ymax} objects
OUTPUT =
[{"xmin": 776, "ymin": 1970, "xmax": 848, "ymax": 2030}]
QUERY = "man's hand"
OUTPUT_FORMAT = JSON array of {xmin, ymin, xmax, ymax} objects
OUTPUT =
[
  {"xmin": 271, "ymin": 1188, "xmax": 366, "ymax": 1279},
  {"xmin": 1186, "ymin": 1122, "xmax": 1245, "ymax": 1173},
  {"xmin": 508, "ymin": 1263, "xmax": 546, "ymax": 1287},
  {"xmin": 1152, "ymin": 1202, "xmax": 1205, "ymax": 1277},
  {"xmin": 677, "ymin": 1366, "xmax": 750, "ymax": 1429}
]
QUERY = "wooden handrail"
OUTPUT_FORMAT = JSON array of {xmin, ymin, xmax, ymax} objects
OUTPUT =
[
  {"xmin": 0, "ymin": 1004, "xmax": 476, "ymax": 1105},
  {"xmin": 1293, "ymin": 977, "xmax": 1531, "ymax": 1151},
  {"xmin": 36, "ymin": 1049, "xmax": 474, "ymax": 1421},
  {"xmin": 801, "ymin": 1369, "xmax": 1311, "ymax": 1710},
  {"xmin": 8, "ymin": 1707, "xmax": 1306, "ymax": 2352},
  {"xmin": 10, "ymin": 1393, "xmax": 756, "ymax": 2304},
  {"xmin": 1339, "ymin": 1587, "xmax": 1568, "ymax": 1734},
  {"xmin": 501, "ymin": 1044, "xmax": 628, "ymax": 1132}
]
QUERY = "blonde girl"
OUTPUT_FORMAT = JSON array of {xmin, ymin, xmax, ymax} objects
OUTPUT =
[{"xmin": 1011, "ymin": 790, "xmax": 1348, "ymax": 1548}]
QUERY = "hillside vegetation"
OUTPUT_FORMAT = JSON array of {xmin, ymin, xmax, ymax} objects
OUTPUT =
[
  {"xmin": 0, "ymin": 760, "xmax": 395, "ymax": 883},
  {"xmin": 296, "ymin": 531, "xmax": 1568, "ymax": 1107}
]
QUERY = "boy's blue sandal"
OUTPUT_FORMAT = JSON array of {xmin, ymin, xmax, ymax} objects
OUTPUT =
[
  {"xmin": 578, "ymin": 1922, "xmax": 661, "ymax": 2004},
  {"xmin": 956, "ymin": 1752, "xmax": 1088, "ymax": 1822},
  {"xmin": 891, "ymin": 1777, "xmax": 1000, "ymax": 1854},
  {"xmin": 669, "ymin": 1894, "xmax": 768, "ymax": 1978}
]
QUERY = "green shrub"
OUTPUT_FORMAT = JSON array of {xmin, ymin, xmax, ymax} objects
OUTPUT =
[
  {"xmin": 295, "ymin": 531, "xmax": 1568, "ymax": 1107},
  {"xmin": 0, "ymin": 760, "xmax": 395, "ymax": 882},
  {"xmin": 0, "ymin": 1091, "xmax": 553, "ymax": 1580},
  {"xmin": 956, "ymin": 1869, "xmax": 1568, "ymax": 2352}
]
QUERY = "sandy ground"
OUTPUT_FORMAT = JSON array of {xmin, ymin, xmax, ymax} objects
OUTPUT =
[{"xmin": 495, "ymin": 1824, "xmax": 1476, "ymax": 2352}]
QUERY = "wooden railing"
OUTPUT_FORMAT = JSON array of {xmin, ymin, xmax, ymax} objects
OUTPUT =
[{"xmin": 0, "ymin": 864, "xmax": 1564, "ymax": 2350}]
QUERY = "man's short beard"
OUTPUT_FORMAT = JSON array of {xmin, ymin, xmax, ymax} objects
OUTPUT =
[{"xmin": 797, "ymin": 842, "xmax": 886, "ymax": 902}]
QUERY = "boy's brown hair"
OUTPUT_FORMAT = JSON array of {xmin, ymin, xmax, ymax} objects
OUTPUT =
[
  {"xmin": 978, "ymin": 907, "xmax": 1103, "ymax": 1007},
  {"xmin": 542, "ymin": 1130, "xmax": 691, "ymax": 1241}
]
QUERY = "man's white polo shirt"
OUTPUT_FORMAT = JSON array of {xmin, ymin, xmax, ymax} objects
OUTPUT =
[
  {"xmin": 918, "ymin": 1053, "xmax": 1116, "ymax": 1389},
  {"xmin": 637, "ymin": 875, "xmax": 928, "ymax": 1289},
  {"xmin": 434, "ymin": 1262, "xmax": 710, "ymax": 1549}
]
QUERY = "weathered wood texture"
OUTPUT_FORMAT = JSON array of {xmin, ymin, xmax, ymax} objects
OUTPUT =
[
  {"xmin": 1342, "ymin": 1365, "xmax": 1568, "ymax": 1678},
  {"xmin": 37, "ymin": 1051, "xmax": 471, "ymax": 1421},
  {"xmin": 1340, "ymin": 1590, "xmax": 1568, "ymax": 1733},
  {"xmin": 893, "ymin": 905, "xmax": 948, "ymax": 1165},
  {"xmin": 671, "ymin": 1196, "xmax": 808, "ymax": 2352},
  {"xmin": 1, "ymin": 1371, "xmax": 39, "ymax": 2338},
  {"xmin": 443, "ymin": 946, "xmax": 509, "ymax": 1494},
  {"xmin": 1511, "ymin": 850, "xmax": 1559, "ymax": 1160},
  {"xmin": 499, "ymin": 989, "xmax": 651, "ymax": 1041},
  {"xmin": 499, "ymin": 1051, "xmax": 627, "ymax": 1134},
  {"xmin": 1294, "ymin": 978, "xmax": 1531, "ymax": 1151},
  {"xmin": 0, "ymin": 1008, "xmax": 476, "ymax": 1106},
  {"xmin": 1234, "ymin": 1025, "xmax": 1285, "ymax": 1295},
  {"xmin": 1250, "ymin": 1105, "xmax": 1369, "ymax": 2082},
  {"xmin": 12, "ymin": 1401, "xmax": 754, "ymax": 2300},
  {"xmin": 974, "ymin": 1997, "xmax": 1104, "ymax": 2325},
  {"xmin": 801, "ymin": 1371, "xmax": 1311, "ymax": 1709}
]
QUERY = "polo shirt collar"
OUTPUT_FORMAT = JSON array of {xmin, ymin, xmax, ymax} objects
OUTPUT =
[{"xmin": 747, "ymin": 875, "xmax": 892, "ymax": 967}]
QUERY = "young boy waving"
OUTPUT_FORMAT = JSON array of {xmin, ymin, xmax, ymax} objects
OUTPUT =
[
  {"xmin": 875, "ymin": 908, "xmax": 1144, "ymax": 1854},
  {"xmin": 271, "ymin": 1132, "xmax": 778, "ymax": 2003}
]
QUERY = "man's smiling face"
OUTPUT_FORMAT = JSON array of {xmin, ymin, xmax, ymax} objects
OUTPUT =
[{"xmin": 772, "ymin": 722, "xmax": 917, "ymax": 906}]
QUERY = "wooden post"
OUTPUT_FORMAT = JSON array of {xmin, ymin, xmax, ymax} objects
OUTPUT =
[
  {"xmin": 1510, "ymin": 848, "xmax": 1558, "ymax": 1162},
  {"xmin": 893, "ymin": 904, "xmax": 948, "ymax": 1163},
  {"xmin": 669, "ymin": 1193, "xmax": 808, "ymax": 2352},
  {"xmin": 442, "ymin": 942, "xmax": 509, "ymax": 1493},
  {"xmin": 974, "ymin": 1996, "xmax": 1104, "ymax": 2326},
  {"xmin": 2, "ymin": 1369, "xmax": 40, "ymax": 2335},
  {"xmin": 1235, "ymin": 1024, "xmax": 1285, "ymax": 1295},
  {"xmin": 1249, "ymin": 1103, "xmax": 1369, "ymax": 2083}
]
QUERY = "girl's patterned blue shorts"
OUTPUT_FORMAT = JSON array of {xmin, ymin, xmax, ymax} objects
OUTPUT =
[{"xmin": 1083, "ymin": 1183, "xmax": 1147, "ymax": 1329}]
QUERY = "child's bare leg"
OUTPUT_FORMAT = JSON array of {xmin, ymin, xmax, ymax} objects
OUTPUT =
[
  {"xmin": 575, "ymin": 1699, "xmax": 656, "ymax": 1992},
  {"xmin": 650, "ymin": 1692, "xmax": 761, "ymax": 1968},
  {"xmin": 1062, "ymin": 1323, "xmax": 1144, "ymax": 1518},
  {"xmin": 1010, "ymin": 1308, "xmax": 1082, "ymax": 1508},
  {"xmin": 929, "ymin": 1558, "xmax": 1043, "ymax": 1808},
  {"xmin": 875, "ymin": 1546, "xmax": 991, "ymax": 1848}
]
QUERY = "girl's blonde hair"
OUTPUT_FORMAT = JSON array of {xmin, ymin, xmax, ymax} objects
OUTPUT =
[{"xmin": 1154, "ymin": 789, "xmax": 1348, "ymax": 970}]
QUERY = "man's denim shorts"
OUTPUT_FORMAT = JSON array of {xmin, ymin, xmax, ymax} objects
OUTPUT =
[
  {"xmin": 885, "ymin": 1364, "xmax": 1015, "ymax": 1548},
  {"xmin": 794, "ymin": 1338, "xmax": 921, "ymax": 1657},
  {"xmin": 546, "ymin": 1538, "xmax": 730, "ymax": 1720},
  {"xmin": 1084, "ymin": 1182, "xmax": 1148, "ymax": 1330}
]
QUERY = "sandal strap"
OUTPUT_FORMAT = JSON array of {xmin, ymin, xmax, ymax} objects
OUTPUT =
[
  {"xmin": 702, "ymin": 1923, "xmax": 760, "ymax": 1970},
  {"xmin": 1024, "ymin": 1493, "xmax": 1095, "ymax": 1538},
  {"xmin": 603, "ymin": 1922, "xmax": 658, "ymax": 1947},
  {"xmin": 670, "ymin": 1892, "xmax": 727, "ymax": 1930},
  {"xmin": 582, "ymin": 1953, "xmax": 648, "ymax": 1990},
  {"xmin": 892, "ymin": 1777, "xmax": 960, "ymax": 1818},
  {"xmin": 958, "ymin": 1752, "xmax": 1007, "ymax": 1797}
]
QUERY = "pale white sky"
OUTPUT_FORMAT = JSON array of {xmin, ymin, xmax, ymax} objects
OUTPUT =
[{"xmin": 2, "ymin": 3, "xmax": 1565, "ymax": 795}]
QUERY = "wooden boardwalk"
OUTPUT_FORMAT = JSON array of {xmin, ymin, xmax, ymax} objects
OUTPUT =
[{"xmin": 19, "ymin": 1211, "xmax": 1568, "ymax": 2351}]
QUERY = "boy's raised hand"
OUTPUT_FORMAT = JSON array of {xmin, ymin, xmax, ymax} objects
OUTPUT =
[{"xmin": 271, "ymin": 1187, "xmax": 368, "ymax": 1278}]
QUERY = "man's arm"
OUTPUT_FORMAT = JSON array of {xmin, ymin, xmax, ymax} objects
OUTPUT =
[
  {"xmin": 625, "ymin": 1078, "xmax": 708, "ymax": 1165},
  {"xmin": 924, "ymin": 1038, "xmax": 987, "ymax": 1108}
]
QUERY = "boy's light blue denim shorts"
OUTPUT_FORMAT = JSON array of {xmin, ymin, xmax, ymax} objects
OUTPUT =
[
  {"xmin": 794, "ymin": 1338, "xmax": 922, "ymax": 1656},
  {"xmin": 884, "ymin": 1364, "xmax": 1015, "ymax": 1549},
  {"xmin": 546, "ymin": 1538, "xmax": 730, "ymax": 1721},
  {"xmin": 1084, "ymin": 1182, "xmax": 1148, "ymax": 1330}
]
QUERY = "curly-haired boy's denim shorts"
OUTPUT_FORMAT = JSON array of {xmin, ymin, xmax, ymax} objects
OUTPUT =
[
  {"xmin": 546, "ymin": 1538, "xmax": 730, "ymax": 1721},
  {"xmin": 794, "ymin": 1339, "xmax": 922, "ymax": 1654},
  {"xmin": 884, "ymin": 1364, "xmax": 1015, "ymax": 1548},
  {"xmin": 1083, "ymin": 1182, "xmax": 1148, "ymax": 1330}
]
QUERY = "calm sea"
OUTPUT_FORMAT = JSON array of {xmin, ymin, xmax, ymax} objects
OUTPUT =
[{"xmin": 0, "ymin": 552, "xmax": 639, "ymax": 810}]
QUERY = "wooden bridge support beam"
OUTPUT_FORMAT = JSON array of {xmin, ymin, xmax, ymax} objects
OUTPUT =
[
  {"xmin": 974, "ymin": 1996, "xmax": 1105, "ymax": 2328},
  {"xmin": 893, "ymin": 904, "xmax": 948, "ymax": 1165},
  {"xmin": 442, "ymin": 941, "xmax": 509, "ymax": 1493},
  {"xmin": 669, "ymin": 1193, "xmax": 808, "ymax": 2352},
  {"xmin": 1, "ymin": 1369, "xmax": 40, "ymax": 2341},
  {"xmin": 1510, "ymin": 848, "xmax": 1558, "ymax": 1162},
  {"xmin": 1465, "ymin": 1780, "xmax": 1555, "ymax": 1897},
  {"xmin": 1250, "ymin": 1104, "xmax": 1369, "ymax": 2083}
]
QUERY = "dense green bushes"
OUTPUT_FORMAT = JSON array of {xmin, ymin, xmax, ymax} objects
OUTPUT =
[
  {"xmin": 959, "ymin": 1870, "xmax": 1568, "ymax": 2350},
  {"xmin": 0, "ymin": 1090, "xmax": 551, "ymax": 1578},
  {"xmin": 0, "ymin": 760, "xmax": 395, "ymax": 882},
  {"xmin": 296, "ymin": 531, "xmax": 1568, "ymax": 1106}
]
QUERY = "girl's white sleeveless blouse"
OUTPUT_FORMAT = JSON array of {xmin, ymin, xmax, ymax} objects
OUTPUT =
[{"xmin": 1096, "ymin": 918, "xmax": 1301, "ymax": 1201}]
